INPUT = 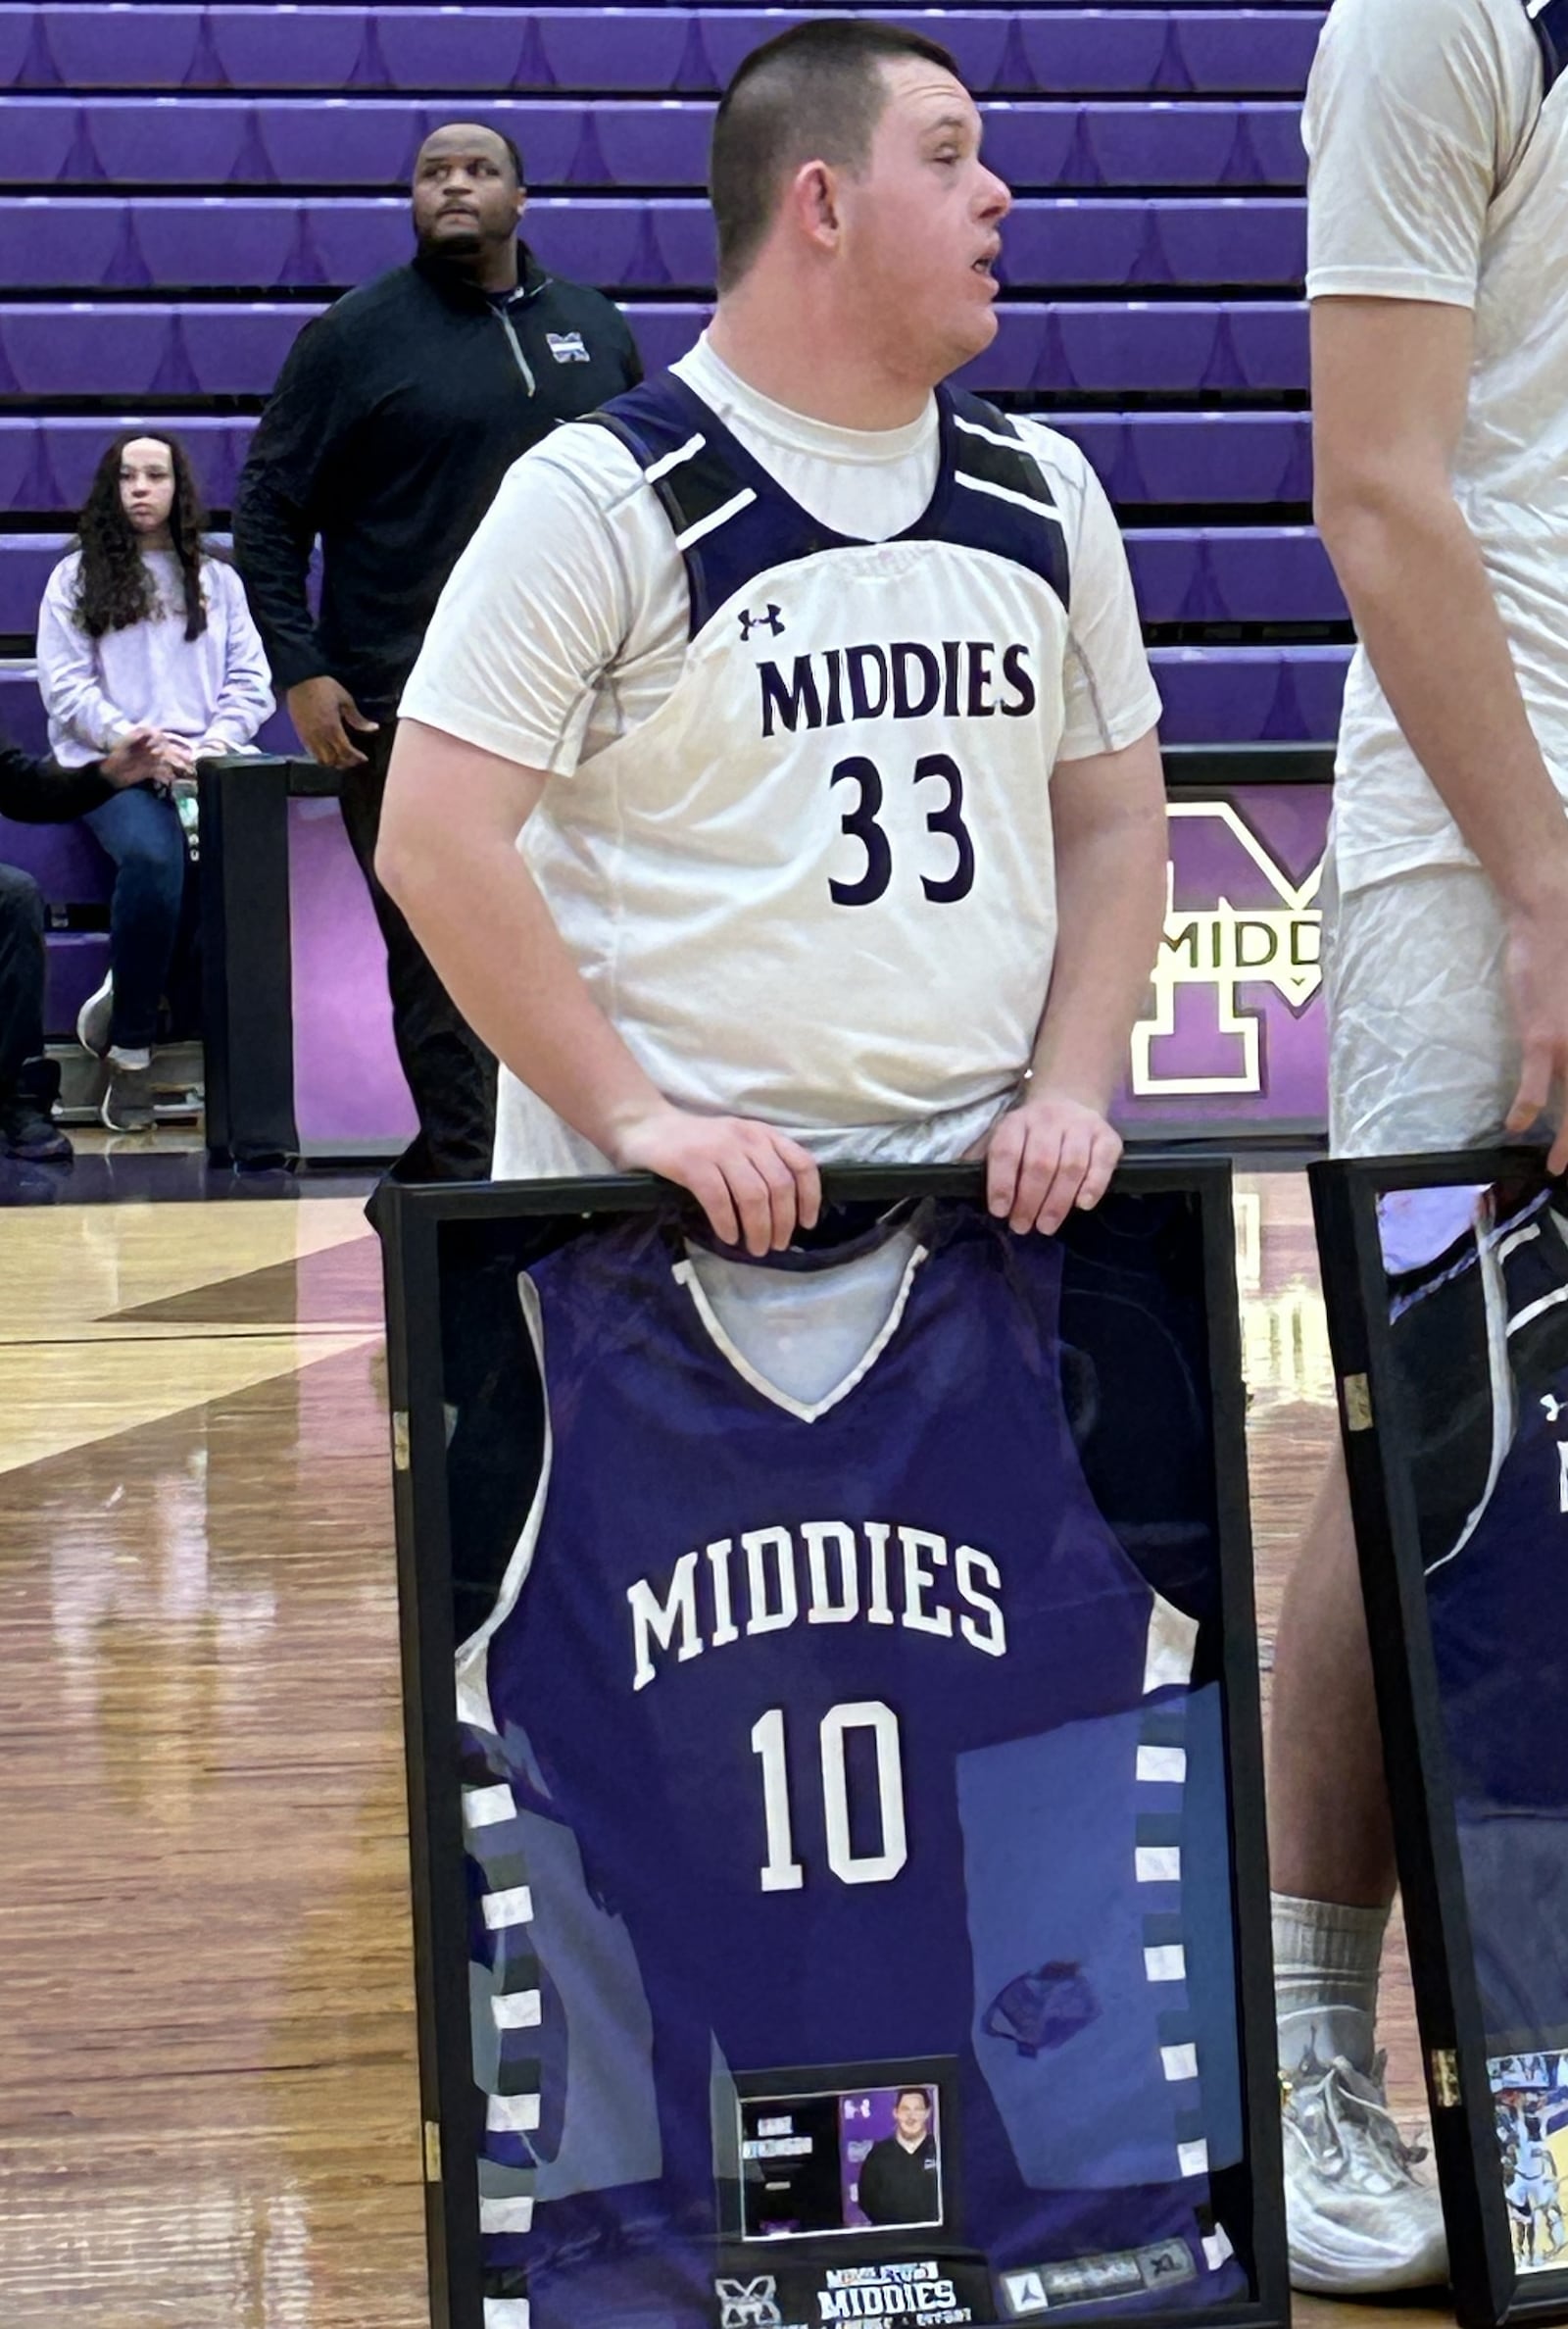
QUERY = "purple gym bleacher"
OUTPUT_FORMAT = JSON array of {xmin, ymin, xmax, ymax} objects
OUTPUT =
[
  {"xmin": 0, "ymin": 0, "xmax": 1339, "ymax": 1038},
  {"xmin": 0, "ymin": 298, "xmax": 1312, "ymax": 394},
  {"xmin": 0, "ymin": 9, "xmax": 1324, "ymax": 94},
  {"xmin": 0, "ymin": 194, "xmax": 1308, "ymax": 291},
  {"xmin": 0, "ymin": 646, "xmax": 1354, "ymax": 760},
  {"xmin": 0, "ymin": 97, "xmax": 1308, "ymax": 188},
  {"xmin": 0, "ymin": 525, "xmax": 1347, "ymax": 633},
  {"xmin": 0, "ymin": 410, "xmax": 1316, "ymax": 515}
]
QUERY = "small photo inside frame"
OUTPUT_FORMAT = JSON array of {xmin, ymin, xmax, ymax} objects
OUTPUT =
[
  {"xmin": 378, "ymin": 1163, "xmax": 1286, "ymax": 2329},
  {"xmin": 1312, "ymin": 1152, "xmax": 1568, "ymax": 2329},
  {"xmin": 731, "ymin": 2059, "xmax": 956, "ymax": 2244}
]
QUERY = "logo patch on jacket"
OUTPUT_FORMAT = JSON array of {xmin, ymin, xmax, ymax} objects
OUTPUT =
[{"xmin": 547, "ymin": 330, "xmax": 590, "ymax": 363}]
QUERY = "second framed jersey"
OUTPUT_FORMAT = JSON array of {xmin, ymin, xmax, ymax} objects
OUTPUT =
[
  {"xmin": 1314, "ymin": 1152, "xmax": 1568, "ymax": 2329},
  {"xmin": 378, "ymin": 1164, "xmax": 1285, "ymax": 2329}
]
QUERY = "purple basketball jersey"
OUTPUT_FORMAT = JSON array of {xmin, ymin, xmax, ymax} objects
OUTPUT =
[{"xmin": 459, "ymin": 1205, "xmax": 1241, "ymax": 2328}]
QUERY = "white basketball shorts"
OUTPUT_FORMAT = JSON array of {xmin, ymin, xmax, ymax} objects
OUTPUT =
[{"xmin": 1325, "ymin": 855, "xmax": 1528, "ymax": 1159}]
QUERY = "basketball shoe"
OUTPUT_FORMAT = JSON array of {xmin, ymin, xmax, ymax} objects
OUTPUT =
[{"xmin": 1281, "ymin": 2003, "xmax": 1447, "ymax": 2293}]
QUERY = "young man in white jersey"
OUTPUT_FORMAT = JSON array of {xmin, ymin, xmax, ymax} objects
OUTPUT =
[
  {"xmin": 376, "ymin": 20, "xmax": 1167, "ymax": 1253},
  {"xmin": 1271, "ymin": 0, "xmax": 1568, "ymax": 2295}
]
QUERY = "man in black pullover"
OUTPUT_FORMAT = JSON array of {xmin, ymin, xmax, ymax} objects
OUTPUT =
[
  {"xmin": 857, "ymin": 2089, "xmax": 942, "ymax": 2229},
  {"xmin": 234, "ymin": 121, "xmax": 642, "ymax": 1182},
  {"xmin": 2, "ymin": 726, "xmax": 162, "ymax": 1161}
]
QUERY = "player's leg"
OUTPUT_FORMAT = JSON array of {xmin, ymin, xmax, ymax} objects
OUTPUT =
[
  {"xmin": 338, "ymin": 719, "xmax": 498, "ymax": 1180},
  {"xmin": 0, "ymin": 864, "xmax": 70, "ymax": 1162},
  {"xmin": 1272, "ymin": 861, "xmax": 1520, "ymax": 2296},
  {"xmin": 1270, "ymin": 1453, "xmax": 1394, "ymax": 1911}
]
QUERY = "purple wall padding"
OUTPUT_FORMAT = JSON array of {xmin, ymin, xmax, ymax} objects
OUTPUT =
[
  {"xmin": 285, "ymin": 793, "xmax": 416, "ymax": 1147},
  {"xmin": 1115, "ymin": 782, "xmax": 1329, "ymax": 1132}
]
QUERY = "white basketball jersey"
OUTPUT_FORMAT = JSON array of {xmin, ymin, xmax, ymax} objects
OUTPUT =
[{"xmin": 500, "ymin": 373, "xmax": 1078, "ymax": 1177}]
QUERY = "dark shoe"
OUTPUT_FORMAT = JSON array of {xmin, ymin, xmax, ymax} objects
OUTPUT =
[
  {"xmin": 76, "ymin": 971, "xmax": 114, "ymax": 1059},
  {"xmin": 0, "ymin": 1087, "xmax": 73, "ymax": 1163},
  {"xmin": 101, "ymin": 1061, "xmax": 156, "ymax": 1132}
]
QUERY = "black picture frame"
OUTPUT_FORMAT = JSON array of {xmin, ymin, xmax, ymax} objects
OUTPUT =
[
  {"xmin": 197, "ymin": 754, "xmax": 299, "ymax": 1167},
  {"xmin": 198, "ymin": 753, "xmax": 411, "ymax": 1168},
  {"xmin": 375, "ymin": 1160, "xmax": 1287, "ymax": 2329},
  {"xmin": 1311, "ymin": 1149, "xmax": 1568, "ymax": 2329}
]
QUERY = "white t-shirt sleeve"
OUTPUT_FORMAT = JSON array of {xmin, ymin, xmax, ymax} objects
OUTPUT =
[
  {"xmin": 1016, "ymin": 425, "xmax": 1161, "ymax": 764},
  {"xmin": 1303, "ymin": 0, "xmax": 1542, "ymax": 307},
  {"xmin": 399, "ymin": 428, "xmax": 644, "ymax": 776}
]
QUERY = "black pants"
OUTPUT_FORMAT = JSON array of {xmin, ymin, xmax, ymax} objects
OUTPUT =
[
  {"xmin": 0, "ymin": 863, "xmax": 46, "ymax": 1099},
  {"xmin": 337, "ymin": 719, "xmax": 497, "ymax": 1182}
]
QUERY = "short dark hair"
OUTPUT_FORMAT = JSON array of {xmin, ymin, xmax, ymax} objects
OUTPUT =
[
  {"xmin": 492, "ymin": 128, "xmax": 526, "ymax": 189},
  {"xmin": 417, "ymin": 123, "xmax": 526, "ymax": 190},
  {"xmin": 895, "ymin": 2087, "xmax": 932, "ymax": 2110},
  {"xmin": 710, "ymin": 22, "xmax": 959, "ymax": 292}
]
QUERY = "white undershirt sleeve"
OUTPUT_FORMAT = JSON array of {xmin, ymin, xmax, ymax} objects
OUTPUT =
[
  {"xmin": 398, "ymin": 431, "xmax": 642, "ymax": 776},
  {"xmin": 1023, "ymin": 432, "xmax": 1161, "ymax": 765},
  {"xmin": 1303, "ymin": 0, "xmax": 1541, "ymax": 307}
]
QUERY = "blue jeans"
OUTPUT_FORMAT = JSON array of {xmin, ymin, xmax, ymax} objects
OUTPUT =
[{"xmin": 83, "ymin": 783, "xmax": 189, "ymax": 1050}]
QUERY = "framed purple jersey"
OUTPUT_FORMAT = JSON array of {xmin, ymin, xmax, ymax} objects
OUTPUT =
[
  {"xmin": 1314, "ymin": 1152, "xmax": 1568, "ymax": 2329},
  {"xmin": 377, "ymin": 1164, "xmax": 1285, "ymax": 2329}
]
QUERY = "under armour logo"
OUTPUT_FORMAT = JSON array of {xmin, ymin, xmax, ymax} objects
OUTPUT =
[
  {"xmin": 1544, "ymin": 1392, "xmax": 1565, "ymax": 1422},
  {"xmin": 739, "ymin": 604, "xmax": 784, "ymax": 639},
  {"xmin": 716, "ymin": 2278, "xmax": 783, "ymax": 2329}
]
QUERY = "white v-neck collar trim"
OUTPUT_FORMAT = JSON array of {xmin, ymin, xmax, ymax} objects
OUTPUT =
[{"xmin": 671, "ymin": 1241, "xmax": 928, "ymax": 1422}]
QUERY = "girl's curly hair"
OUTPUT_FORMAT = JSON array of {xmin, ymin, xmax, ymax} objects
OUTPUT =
[{"xmin": 73, "ymin": 431, "xmax": 213, "ymax": 642}]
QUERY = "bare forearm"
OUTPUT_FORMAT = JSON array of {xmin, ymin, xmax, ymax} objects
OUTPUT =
[
  {"xmin": 382, "ymin": 825, "xmax": 663, "ymax": 1155},
  {"xmin": 380, "ymin": 719, "xmax": 822, "ymax": 1245},
  {"xmin": 1323, "ymin": 484, "xmax": 1568, "ymax": 906},
  {"xmin": 1032, "ymin": 794, "xmax": 1167, "ymax": 1109}
]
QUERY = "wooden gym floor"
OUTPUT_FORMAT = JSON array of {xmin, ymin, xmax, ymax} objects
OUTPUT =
[{"xmin": 0, "ymin": 1167, "xmax": 1452, "ymax": 2329}]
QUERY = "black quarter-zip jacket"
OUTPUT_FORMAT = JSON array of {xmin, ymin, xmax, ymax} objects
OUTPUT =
[{"xmin": 233, "ymin": 245, "xmax": 642, "ymax": 715}]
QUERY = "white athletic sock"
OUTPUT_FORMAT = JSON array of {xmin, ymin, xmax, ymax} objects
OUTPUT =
[
  {"xmin": 1273, "ymin": 1891, "xmax": 1388, "ymax": 2076},
  {"xmin": 108, "ymin": 1046, "xmax": 151, "ymax": 1071}
]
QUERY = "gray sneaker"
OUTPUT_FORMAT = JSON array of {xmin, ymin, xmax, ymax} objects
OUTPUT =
[
  {"xmin": 101, "ymin": 1061, "xmax": 156, "ymax": 1132},
  {"xmin": 1281, "ymin": 2011, "xmax": 1447, "ymax": 2295},
  {"xmin": 76, "ymin": 971, "xmax": 114, "ymax": 1058}
]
